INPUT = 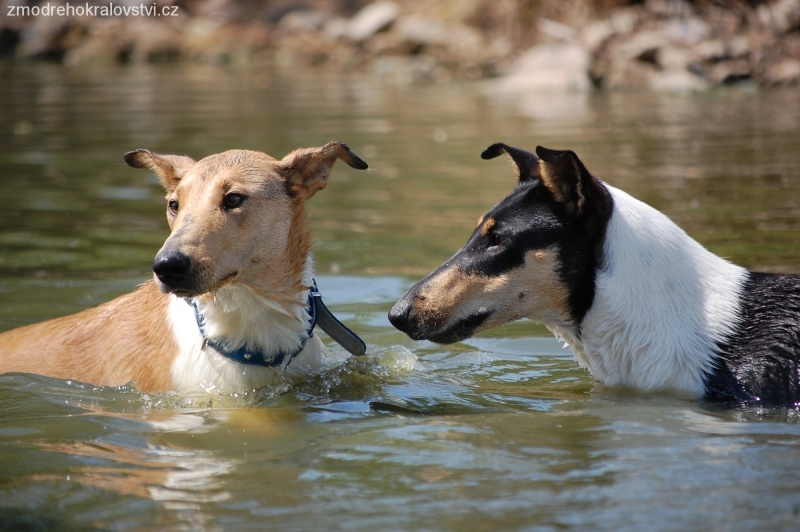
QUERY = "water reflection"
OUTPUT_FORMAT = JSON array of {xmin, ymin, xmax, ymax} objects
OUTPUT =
[
  {"xmin": 486, "ymin": 89, "xmax": 592, "ymax": 125},
  {"xmin": 36, "ymin": 440, "xmax": 234, "ymax": 505}
]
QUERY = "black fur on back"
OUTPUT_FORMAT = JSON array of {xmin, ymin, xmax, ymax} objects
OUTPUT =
[{"xmin": 707, "ymin": 272, "xmax": 800, "ymax": 406}]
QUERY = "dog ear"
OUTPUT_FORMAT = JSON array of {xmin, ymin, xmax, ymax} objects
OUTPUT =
[
  {"xmin": 278, "ymin": 141, "xmax": 368, "ymax": 201},
  {"xmin": 481, "ymin": 143, "xmax": 541, "ymax": 183},
  {"xmin": 124, "ymin": 149, "xmax": 195, "ymax": 192},
  {"xmin": 535, "ymin": 146, "xmax": 608, "ymax": 219}
]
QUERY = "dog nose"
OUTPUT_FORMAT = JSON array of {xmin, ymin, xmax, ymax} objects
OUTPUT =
[
  {"xmin": 388, "ymin": 298, "xmax": 412, "ymax": 332},
  {"xmin": 153, "ymin": 252, "xmax": 192, "ymax": 286}
]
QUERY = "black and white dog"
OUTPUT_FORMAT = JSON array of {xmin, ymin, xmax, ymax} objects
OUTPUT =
[{"xmin": 389, "ymin": 143, "xmax": 800, "ymax": 405}]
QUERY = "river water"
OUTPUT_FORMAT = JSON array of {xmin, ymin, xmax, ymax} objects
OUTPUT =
[{"xmin": 1, "ymin": 63, "xmax": 799, "ymax": 531}]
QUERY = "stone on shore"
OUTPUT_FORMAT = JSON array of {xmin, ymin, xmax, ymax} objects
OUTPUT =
[
  {"xmin": 486, "ymin": 43, "xmax": 591, "ymax": 93},
  {"xmin": 336, "ymin": 1, "xmax": 400, "ymax": 42}
]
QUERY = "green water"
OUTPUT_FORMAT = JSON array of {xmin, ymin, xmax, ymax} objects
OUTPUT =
[{"xmin": 1, "ymin": 62, "xmax": 800, "ymax": 531}]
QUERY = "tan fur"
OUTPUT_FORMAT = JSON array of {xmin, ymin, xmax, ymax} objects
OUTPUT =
[
  {"xmin": 0, "ymin": 143, "xmax": 364, "ymax": 392},
  {"xmin": 158, "ymin": 150, "xmax": 309, "ymax": 306},
  {"xmin": 480, "ymin": 218, "xmax": 496, "ymax": 236},
  {"xmin": 411, "ymin": 247, "xmax": 571, "ymax": 334},
  {"xmin": 538, "ymin": 156, "xmax": 588, "ymax": 217},
  {"xmin": 0, "ymin": 282, "xmax": 175, "ymax": 391},
  {"xmin": 279, "ymin": 142, "xmax": 366, "ymax": 202},
  {"xmin": 539, "ymin": 162, "xmax": 569, "ymax": 205},
  {"xmin": 124, "ymin": 149, "xmax": 195, "ymax": 192},
  {"xmin": 513, "ymin": 249, "xmax": 571, "ymax": 321}
]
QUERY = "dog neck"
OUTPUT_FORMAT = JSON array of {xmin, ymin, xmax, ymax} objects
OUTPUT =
[
  {"xmin": 189, "ymin": 256, "xmax": 317, "ymax": 368},
  {"xmin": 560, "ymin": 185, "xmax": 747, "ymax": 397}
]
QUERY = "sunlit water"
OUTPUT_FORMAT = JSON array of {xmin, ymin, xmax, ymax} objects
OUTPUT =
[{"xmin": 1, "ymin": 63, "xmax": 799, "ymax": 531}]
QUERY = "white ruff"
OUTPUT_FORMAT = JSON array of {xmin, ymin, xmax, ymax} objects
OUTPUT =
[
  {"xmin": 166, "ymin": 258, "xmax": 346, "ymax": 394},
  {"xmin": 549, "ymin": 185, "xmax": 747, "ymax": 397}
]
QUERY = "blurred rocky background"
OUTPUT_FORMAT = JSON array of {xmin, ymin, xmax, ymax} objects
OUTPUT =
[{"xmin": 2, "ymin": 0, "xmax": 799, "ymax": 90}]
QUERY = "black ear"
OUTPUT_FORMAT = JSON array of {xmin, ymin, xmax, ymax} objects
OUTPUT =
[
  {"xmin": 481, "ymin": 143, "xmax": 540, "ymax": 183},
  {"xmin": 535, "ymin": 146, "xmax": 609, "ymax": 219}
]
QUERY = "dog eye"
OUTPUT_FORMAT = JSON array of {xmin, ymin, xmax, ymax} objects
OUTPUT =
[
  {"xmin": 223, "ymin": 193, "xmax": 245, "ymax": 210},
  {"xmin": 488, "ymin": 233, "xmax": 505, "ymax": 248},
  {"xmin": 168, "ymin": 200, "xmax": 179, "ymax": 215}
]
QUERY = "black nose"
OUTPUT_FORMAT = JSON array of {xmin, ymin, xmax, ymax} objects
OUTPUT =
[
  {"xmin": 153, "ymin": 252, "xmax": 192, "ymax": 286},
  {"xmin": 388, "ymin": 298, "xmax": 412, "ymax": 332}
]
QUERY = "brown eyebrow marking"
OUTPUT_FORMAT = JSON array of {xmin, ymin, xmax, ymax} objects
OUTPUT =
[
  {"xmin": 481, "ymin": 217, "xmax": 496, "ymax": 235},
  {"xmin": 476, "ymin": 215, "xmax": 485, "ymax": 228}
]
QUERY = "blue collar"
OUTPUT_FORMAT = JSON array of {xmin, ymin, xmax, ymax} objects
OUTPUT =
[
  {"xmin": 186, "ymin": 279, "xmax": 365, "ymax": 369},
  {"xmin": 188, "ymin": 284, "xmax": 318, "ymax": 369}
]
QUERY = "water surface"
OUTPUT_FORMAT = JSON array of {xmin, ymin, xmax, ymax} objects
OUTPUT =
[{"xmin": 1, "ymin": 63, "xmax": 800, "ymax": 531}]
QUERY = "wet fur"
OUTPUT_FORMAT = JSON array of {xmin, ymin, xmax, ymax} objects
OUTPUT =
[
  {"xmin": 390, "ymin": 143, "xmax": 800, "ymax": 405},
  {"xmin": 0, "ymin": 142, "xmax": 367, "ymax": 394}
]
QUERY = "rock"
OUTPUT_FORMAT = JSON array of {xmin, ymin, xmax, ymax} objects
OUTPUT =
[
  {"xmin": 657, "ymin": 45, "xmax": 694, "ymax": 71},
  {"xmin": 593, "ymin": 32, "xmax": 658, "ymax": 89},
  {"xmin": 279, "ymin": 10, "xmax": 328, "ymax": 32},
  {"xmin": 394, "ymin": 15, "xmax": 450, "ymax": 46},
  {"xmin": 193, "ymin": 0, "xmax": 243, "ymax": 26},
  {"xmin": 602, "ymin": 59, "xmax": 652, "ymax": 90},
  {"xmin": 645, "ymin": 0, "xmax": 686, "ymax": 17},
  {"xmin": 758, "ymin": 0, "xmax": 800, "ymax": 35},
  {"xmin": 538, "ymin": 18, "xmax": 576, "ymax": 43},
  {"xmin": 395, "ymin": 15, "xmax": 485, "ymax": 58},
  {"xmin": 63, "ymin": 19, "xmax": 132, "ymax": 65},
  {"xmin": 486, "ymin": 43, "xmax": 590, "ymax": 93},
  {"xmin": 192, "ymin": 22, "xmax": 271, "ymax": 65},
  {"xmin": 580, "ymin": 9, "xmax": 638, "ymax": 53},
  {"xmin": 764, "ymin": 59, "xmax": 800, "ymax": 84},
  {"xmin": 610, "ymin": 8, "xmax": 639, "ymax": 35},
  {"xmin": 708, "ymin": 59, "xmax": 752, "ymax": 84},
  {"xmin": 270, "ymin": 27, "xmax": 353, "ymax": 69},
  {"xmin": 694, "ymin": 36, "xmax": 750, "ymax": 62},
  {"xmin": 343, "ymin": 1, "xmax": 399, "ymax": 42},
  {"xmin": 323, "ymin": 18, "xmax": 350, "ymax": 40},
  {"xmin": 616, "ymin": 31, "xmax": 669, "ymax": 61},
  {"xmin": 581, "ymin": 20, "xmax": 615, "ymax": 52},
  {"xmin": 124, "ymin": 19, "xmax": 183, "ymax": 63},
  {"xmin": 365, "ymin": 29, "xmax": 414, "ymax": 57},
  {"xmin": 727, "ymin": 35, "xmax": 751, "ymax": 58},
  {"xmin": 16, "ymin": 15, "xmax": 76, "ymax": 59},
  {"xmin": 648, "ymin": 69, "xmax": 709, "ymax": 91},
  {"xmin": 661, "ymin": 17, "xmax": 709, "ymax": 46},
  {"xmin": 599, "ymin": 30, "xmax": 705, "ymax": 90},
  {"xmin": 694, "ymin": 39, "xmax": 727, "ymax": 61}
]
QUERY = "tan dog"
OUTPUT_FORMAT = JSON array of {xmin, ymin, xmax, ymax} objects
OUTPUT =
[{"xmin": 0, "ymin": 142, "xmax": 368, "ymax": 394}]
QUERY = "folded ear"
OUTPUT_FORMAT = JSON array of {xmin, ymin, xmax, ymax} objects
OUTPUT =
[
  {"xmin": 535, "ymin": 146, "xmax": 609, "ymax": 219},
  {"xmin": 278, "ymin": 141, "xmax": 368, "ymax": 201},
  {"xmin": 124, "ymin": 149, "xmax": 196, "ymax": 193},
  {"xmin": 481, "ymin": 143, "xmax": 541, "ymax": 184}
]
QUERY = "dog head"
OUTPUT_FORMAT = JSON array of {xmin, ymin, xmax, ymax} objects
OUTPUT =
[
  {"xmin": 388, "ymin": 143, "xmax": 612, "ymax": 343},
  {"xmin": 125, "ymin": 142, "xmax": 367, "ymax": 300}
]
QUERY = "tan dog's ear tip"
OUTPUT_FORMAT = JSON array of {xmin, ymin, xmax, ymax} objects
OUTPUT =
[
  {"xmin": 348, "ymin": 152, "xmax": 369, "ymax": 170},
  {"xmin": 123, "ymin": 149, "xmax": 151, "ymax": 169},
  {"xmin": 331, "ymin": 142, "xmax": 369, "ymax": 170}
]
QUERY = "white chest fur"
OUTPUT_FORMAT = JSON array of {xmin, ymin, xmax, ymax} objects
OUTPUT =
[
  {"xmin": 561, "ymin": 186, "xmax": 747, "ymax": 396},
  {"xmin": 165, "ymin": 285, "xmax": 345, "ymax": 395}
]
